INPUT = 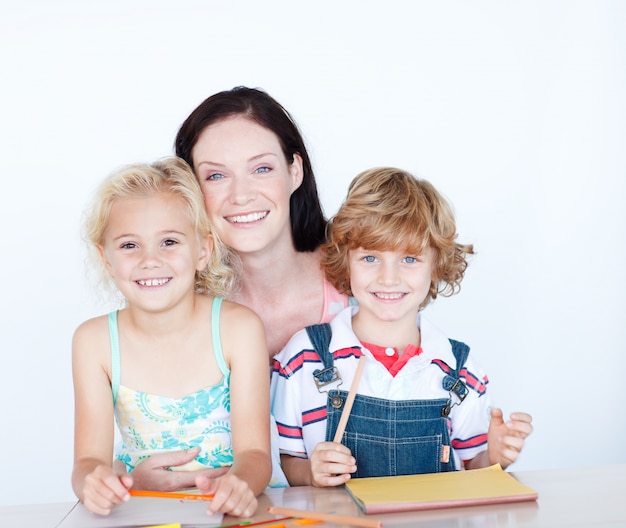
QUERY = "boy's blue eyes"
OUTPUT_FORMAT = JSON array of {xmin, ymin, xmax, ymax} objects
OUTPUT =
[{"xmin": 361, "ymin": 255, "xmax": 420, "ymax": 263}]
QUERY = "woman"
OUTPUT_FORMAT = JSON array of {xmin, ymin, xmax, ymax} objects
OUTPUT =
[
  {"xmin": 175, "ymin": 86, "xmax": 349, "ymax": 360},
  {"xmin": 127, "ymin": 87, "xmax": 350, "ymax": 491}
]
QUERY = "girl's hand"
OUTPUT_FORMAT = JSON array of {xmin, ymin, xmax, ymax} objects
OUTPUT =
[
  {"xmin": 310, "ymin": 441, "xmax": 356, "ymax": 487},
  {"xmin": 127, "ymin": 448, "xmax": 229, "ymax": 491},
  {"xmin": 82, "ymin": 465, "xmax": 132, "ymax": 515},
  {"xmin": 487, "ymin": 408, "xmax": 534, "ymax": 468},
  {"xmin": 195, "ymin": 474, "xmax": 257, "ymax": 518}
]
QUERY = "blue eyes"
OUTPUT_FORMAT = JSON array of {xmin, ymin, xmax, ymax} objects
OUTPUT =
[
  {"xmin": 361, "ymin": 255, "xmax": 420, "ymax": 263},
  {"xmin": 205, "ymin": 166, "xmax": 271, "ymax": 180}
]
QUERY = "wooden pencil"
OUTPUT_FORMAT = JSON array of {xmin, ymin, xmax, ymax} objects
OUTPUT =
[
  {"xmin": 333, "ymin": 355, "xmax": 367, "ymax": 443},
  {"xmin": 267, "ymin": 506, "xmax": 382, "ymax": 528}
]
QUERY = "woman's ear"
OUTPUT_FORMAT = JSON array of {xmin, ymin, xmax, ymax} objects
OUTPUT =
[{"xmin": 289, "ymin": 153, "xmax": 304, "ymax": 192}]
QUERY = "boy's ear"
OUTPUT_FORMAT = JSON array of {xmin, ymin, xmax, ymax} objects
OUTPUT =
[{"xmin": 197, "ymin": 235, "xmax": 214, "ymax": 271}]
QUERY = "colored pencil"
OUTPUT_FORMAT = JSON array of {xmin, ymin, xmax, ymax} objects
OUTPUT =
[
  {"xmin": 128, "ymin": 489, "xmax": 215, "ymax": 501},
  {"xmin": 267, "ymin": 506, "xmax": 382, "ymax": 528}
]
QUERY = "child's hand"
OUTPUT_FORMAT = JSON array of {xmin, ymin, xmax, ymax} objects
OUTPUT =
[
  {"xmin": 82, "ymin": 465, "xmax": 132, "ymax": 515},
  {"xmin": 127, "ymin": 448, "xmax": 229, "ymax": 491},
  {"xmin": 309, "ymin": 441, "xmax": 357, "ymax": 487},
  {"xmin": 195, "ymin": 473, "xmax": 257, "ymax": 518},
  {"xmin": 487, "ymin": 408, "xmax": 533, "ymax": 468}
]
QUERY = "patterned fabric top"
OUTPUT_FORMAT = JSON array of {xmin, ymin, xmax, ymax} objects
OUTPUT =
[
  {"xmin": 110, "ymin": 298, "xmax": 233, "ymax": 472},
  {"xmin": 114, "ymin": 377, "xmax": 232, "ymax": 472}
]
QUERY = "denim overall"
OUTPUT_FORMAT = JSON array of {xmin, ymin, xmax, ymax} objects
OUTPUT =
[{"xmin": 306, "ymin": 323, "xmax": 469, "ymax": 478}]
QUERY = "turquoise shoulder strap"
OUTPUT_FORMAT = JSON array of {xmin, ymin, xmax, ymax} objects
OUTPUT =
[
  {"xmin": 108, "ymin": 311, "xmax": 121, "ymax": 405},
  {"xmin": 212, "ymin": 297, "xmax": 229, "ymax": 376}
]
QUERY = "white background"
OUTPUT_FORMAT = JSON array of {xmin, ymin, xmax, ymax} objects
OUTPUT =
[{"xmin": 1, "ymin": 0, "xmax": 625, "ymax": 507}]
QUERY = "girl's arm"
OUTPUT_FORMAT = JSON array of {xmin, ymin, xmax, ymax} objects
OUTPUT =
[
  {"xmin": 197, "ymin": 302, "xmax": 272, "ymax": 517},
  {"xmin": 71, "ymin": 318, "xmax": 132, "ymax": 515}
]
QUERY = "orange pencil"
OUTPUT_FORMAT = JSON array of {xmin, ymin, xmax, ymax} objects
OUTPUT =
[
  {"xmin": 129, "ymin": 489, "xmax": 214, "ymax": 501},
  {"xmin": 267, "ymin": 506, "xmax": 382, "ymax": 528}
]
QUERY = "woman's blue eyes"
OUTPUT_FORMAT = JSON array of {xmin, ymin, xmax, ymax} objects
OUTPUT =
[
  {"xmin": 404, "ymin": 256, "xmax": 417, "ymax": 264},
  {"xmin": 363, "ymin": 255, "xmax": 377, "ymax": 263},
  {"xmin": 205, "ymin": 166, "xmax": 271, "ymax": 180}
]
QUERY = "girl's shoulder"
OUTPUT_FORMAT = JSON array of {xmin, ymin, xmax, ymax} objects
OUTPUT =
[
  {"xmin": 217, "ymin": 297, "xmax": 263, "ymax": 326},
  {"xmin": 72, "ymin": 312, "xmax": 113, "ymax": 367},
  {"xmin": 214, "ymin": 297, "xmax": 267, "ymax": 355},
  {"xmin": 73, "ymin": 312, "xmax": 111, "ymax": 342}
]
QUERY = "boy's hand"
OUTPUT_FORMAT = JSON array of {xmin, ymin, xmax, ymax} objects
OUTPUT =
[
  {"xmin": 488, "ymin": 408, "xmax": 533, "ymax": 468},
  {"xmin": 309, "ymin": 441, "xmax": 357, "ymax": 487}
]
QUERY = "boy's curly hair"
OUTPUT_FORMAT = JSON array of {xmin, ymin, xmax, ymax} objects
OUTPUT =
[{"xmin": 322, "ymin": 167, "xmax": 474, "ymax": 309}]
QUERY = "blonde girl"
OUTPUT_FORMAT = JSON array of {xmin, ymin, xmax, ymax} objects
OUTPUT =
[{"xmin": 71, "ymin": 157, "xmax": 270, "ymax": 517}]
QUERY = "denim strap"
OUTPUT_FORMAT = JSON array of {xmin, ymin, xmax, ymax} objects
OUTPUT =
[{"xmin": 305, "ymin": 323, "xmax": 337, "ymax": 385}]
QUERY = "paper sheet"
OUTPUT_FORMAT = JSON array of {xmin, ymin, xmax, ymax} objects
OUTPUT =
[{"xmin": 56, "ymin": 496, "xmax": 223, "ymax": 527}]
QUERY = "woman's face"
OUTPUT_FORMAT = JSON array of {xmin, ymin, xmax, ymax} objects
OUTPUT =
[{"xmin": 191, "ymin": 116, "xmax": 303, "ymax": 256}]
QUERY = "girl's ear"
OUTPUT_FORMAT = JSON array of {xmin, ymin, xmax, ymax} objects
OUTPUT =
[
  {"xmin": 196, "ymin": 234, "xmax": 214, "ymax": 271},
  {"xmin": 97, "ymin": 245, "xmax": 113, "ymax": 273},
  {"xmin": 289, "ymin": 153, "xmax": 304, "ymax": 193}
]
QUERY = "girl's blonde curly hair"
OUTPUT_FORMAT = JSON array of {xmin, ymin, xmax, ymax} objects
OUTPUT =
[{"xmin": 84, "ymin": 157, "xmax": 239, "ymax": 301}]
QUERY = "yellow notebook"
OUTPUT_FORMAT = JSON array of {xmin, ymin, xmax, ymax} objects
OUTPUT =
[{"xmin": 344, "ymin": 464, "xmax": 538, "ymax": 514}]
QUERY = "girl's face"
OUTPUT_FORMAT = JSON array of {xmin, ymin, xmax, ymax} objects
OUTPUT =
[
  {"xmin": 99, "ymin": 192, "xmax": 211, "ymax": 312},
  {"xmin": 191, "ymin": 116, "xmax": 303, "ymax": 256},
  {"xmin": 348, "ymin": 247, "xmax": 435, "ymax": 327}
]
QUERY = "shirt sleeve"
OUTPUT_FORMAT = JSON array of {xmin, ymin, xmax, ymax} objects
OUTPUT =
[
  {"xmin": 449, "ymin": 356, "xmax": 491, "ymax": 464},
  {"xmin": 271, "ymin": 346, "xmax": 307, "ymax": 457}
]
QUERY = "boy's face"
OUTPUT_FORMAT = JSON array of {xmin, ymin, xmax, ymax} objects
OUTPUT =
[{"xmin": 348, "ymin": 246, "xmax": 434, "ymax": 326}]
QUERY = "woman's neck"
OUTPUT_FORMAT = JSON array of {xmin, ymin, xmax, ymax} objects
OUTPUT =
[
  {"xmin": 233, "ymin": 245, "xmax": 326, "ymax": 358},
  {"xmin": 234, "ymin": 242, "xmax": 320, "ymax": 302}
]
